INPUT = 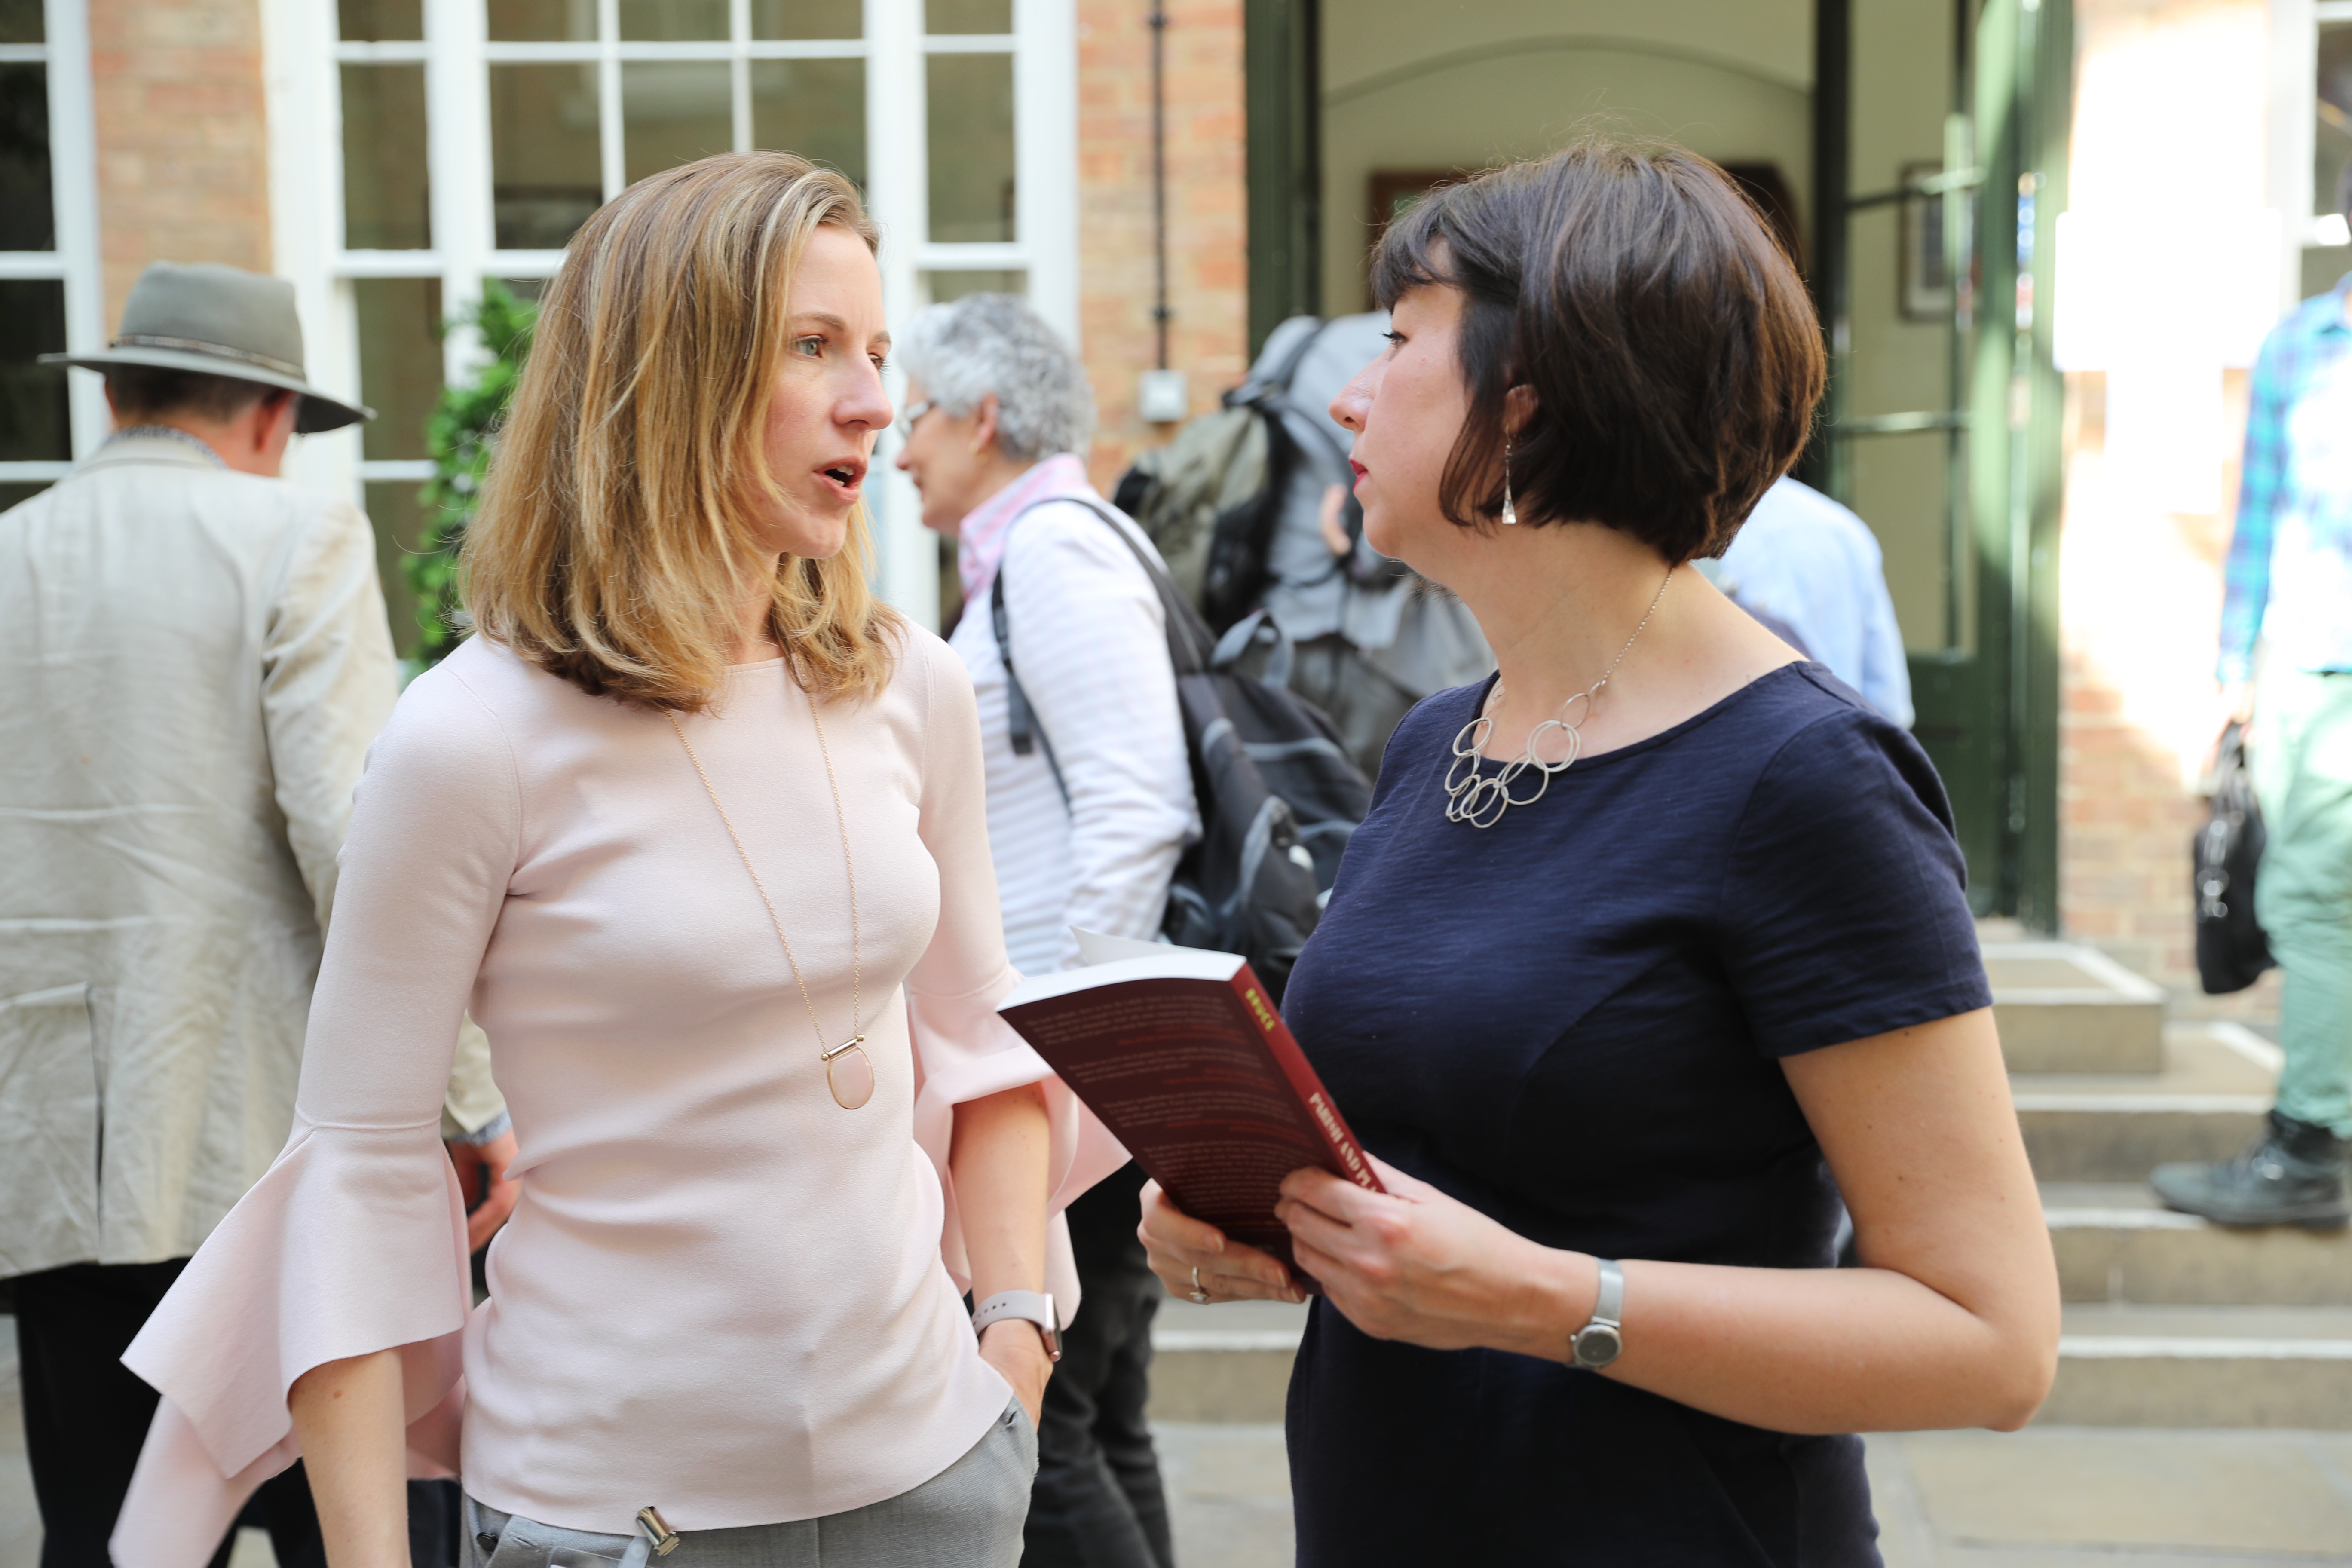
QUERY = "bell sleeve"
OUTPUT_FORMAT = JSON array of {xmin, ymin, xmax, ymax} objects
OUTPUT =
[
  {"xmin": 112, "ymin": 661, "xmax": 522, "ymax": 1568},
  {"xmin": 901, "ymin": 636, "xmax": 1128, "ymax": 1314}
]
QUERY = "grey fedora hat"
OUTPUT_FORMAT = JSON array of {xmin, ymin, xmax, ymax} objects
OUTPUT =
[{"xmin": 40, "ymin": 261, "xmax": 374, "ymax": 434}]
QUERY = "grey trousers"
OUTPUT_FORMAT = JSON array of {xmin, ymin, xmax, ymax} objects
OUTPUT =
[{"xmin": 463, "ymin": 1400, "xmax": 1037, "ymax": 1568}]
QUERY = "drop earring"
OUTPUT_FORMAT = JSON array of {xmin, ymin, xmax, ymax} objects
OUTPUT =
[{"xmin": 1500, "ymin": 433, "xmax": 1519, "ymax": 525}]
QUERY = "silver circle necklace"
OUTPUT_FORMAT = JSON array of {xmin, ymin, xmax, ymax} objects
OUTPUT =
[{"xmin": 1442, "ymin": 567, "xmax": 1675, "ymax": 830}]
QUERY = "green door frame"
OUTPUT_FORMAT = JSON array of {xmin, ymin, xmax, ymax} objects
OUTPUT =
[
  {"xmin": 1810, "ymin": 0, "xmax": 2071, "ymax": 929},
  {"xmin": 1245, "ymin": 0, "xmax": 1321, "ymax": 355}
]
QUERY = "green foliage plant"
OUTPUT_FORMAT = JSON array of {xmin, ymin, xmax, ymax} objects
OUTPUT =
[{"xmin": 409, "ymin": 280, "xmax": 536, "ymax": 666}]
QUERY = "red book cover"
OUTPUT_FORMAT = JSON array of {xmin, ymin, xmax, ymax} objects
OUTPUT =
[{"xmin": 997, "ymin": 934, "xmax": 1383, "ymax": 1289}]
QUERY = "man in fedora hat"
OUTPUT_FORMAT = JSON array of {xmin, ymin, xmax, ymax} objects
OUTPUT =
[{"xmin": 0, "ymin": 261, "xmax": 513, "ymax": 1567}]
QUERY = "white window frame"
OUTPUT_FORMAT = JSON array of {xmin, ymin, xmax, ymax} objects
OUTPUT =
[
  {"xmin": 0, "ymin": 0, "xmax": 104, "ymax": 488},
  {"xmin": 263, "ymin": 0, "xmax": 1080, "ymax": 628}
]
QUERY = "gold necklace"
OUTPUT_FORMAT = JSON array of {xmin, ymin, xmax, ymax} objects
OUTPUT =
[{"xmin": 669, "ymin": 682, "xmax": 873, "ymax": 1111}]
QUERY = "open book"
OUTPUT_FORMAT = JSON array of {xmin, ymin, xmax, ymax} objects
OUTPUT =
[{"xmin": 997, "ymin": 931, "xmax": 1384, "ymax": 1289}]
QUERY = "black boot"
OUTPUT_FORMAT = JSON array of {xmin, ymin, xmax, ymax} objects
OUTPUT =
[{"xmin": 2152, "ymin": 1110, "xmax": 2350, "ymax": 1225}]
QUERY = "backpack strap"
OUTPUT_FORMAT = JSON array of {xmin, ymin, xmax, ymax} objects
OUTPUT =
[
  {"xmin": 1225, "ymin": 316, "xmax": 1327, "ymax": 409},
  {"xmin": 990, "ymin": 491, "xmax": 1203, "ymax": 804},
  {"xmin": 989, "ymin": 550, "xmax": 1067, "ymax": 802}
]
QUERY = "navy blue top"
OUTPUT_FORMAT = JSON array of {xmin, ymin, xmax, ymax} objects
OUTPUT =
[{"xmin": 1280, "ymin": 662, "xmax": 1989, "ymax": 1568}]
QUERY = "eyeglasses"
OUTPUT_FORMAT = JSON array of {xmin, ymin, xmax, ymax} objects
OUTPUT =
[{"xmin": 895, "ymin": 399, "xmax": 937, "ymax": 440}]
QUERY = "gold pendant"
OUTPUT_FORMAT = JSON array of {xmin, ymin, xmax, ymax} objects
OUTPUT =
[{"xmin": 823, "ymin": 1035, "xmax": 874, "ymax": 1110}]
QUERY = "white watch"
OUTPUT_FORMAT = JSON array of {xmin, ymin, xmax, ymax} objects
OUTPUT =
[
  {"xmin": 1569, "ymin": 1259, "xmax": 1624, "ymax": 1370},
  {"xmin": 972, "ymin": 1289, "xmax": 1061, "ymax": 1362}
]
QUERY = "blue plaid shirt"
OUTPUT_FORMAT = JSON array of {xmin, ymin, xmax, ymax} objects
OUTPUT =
[{"xmin": 2220, "ymin": 275, "xmax": 2352, "ymax": 681}]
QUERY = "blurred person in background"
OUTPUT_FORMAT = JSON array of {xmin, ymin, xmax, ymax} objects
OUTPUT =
[
  {"xmin": 897, "ymin": 293, "xmax": 1194, "ymax": 1568},
  {"xmin": 0, "ymin": 261, "xmax": 512, "ymax": 1568},
  {"xmin": 1706, "ymin": 476, "xmax": 1914, "ymax": 727},
  {"xmin": 2153, "ymin": 178, "xmax": 2352, "ymax": 1225},
  {"xmin": 1233, "ymin": 312, "xmax": 1494, "ymax": 778}
]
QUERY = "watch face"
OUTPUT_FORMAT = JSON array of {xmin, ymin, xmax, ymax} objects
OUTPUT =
[{"xmin": 1574, "ymin": 1324, "xmax": 1623, "ymax": 1369}]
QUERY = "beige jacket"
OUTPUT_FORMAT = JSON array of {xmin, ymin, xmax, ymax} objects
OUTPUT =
[{"xmin": 0, "ymin": 435, "xmax": 503, "ymax": 1277}]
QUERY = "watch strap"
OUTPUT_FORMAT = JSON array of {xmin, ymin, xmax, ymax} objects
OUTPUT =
[
  {"xmin": 1592, "ymin": 1256, "xmax": 1623, "ymax": 1326},
  {"xmin": 1570, "ymin": 1259, "xmax": 1624, "ymax": 1370},
  {"xmin": 972, "ymin": 1289, "xmax": 1062, "ymax": 1362}
]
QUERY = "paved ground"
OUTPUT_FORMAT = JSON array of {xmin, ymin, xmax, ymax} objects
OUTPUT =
[
  {"xmin": 10, "ymin": 1335, "xmax": 2349, "ymax": 1567},
  {"xmin": 1158, "ymin": 1424, "xmax": 2352, "ymax": 1566}
]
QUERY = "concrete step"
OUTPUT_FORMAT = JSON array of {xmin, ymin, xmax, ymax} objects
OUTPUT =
[
  {"xmin": 1985, "ymin": 940, "xmax": 2167, "ymax": 1074},
  {"xmin": 2046, "ymin": 1182, "xmax": 2352, "ymax": 1306},
  {"xmin": 2012, "ymin": 1023, "xmax": 2278, "ymax": 1181},
  {"xmin": 2042, "ymin": 1304, "xmax": 2352, "ymax": 1428},
  {"xmin": 1148, "ymin": 1298, "xmax": 1304, "ymax": 1424},
  {"xmin": 1148, "ymin": 1299, "xmax": 2352, "ymax": 1431}
]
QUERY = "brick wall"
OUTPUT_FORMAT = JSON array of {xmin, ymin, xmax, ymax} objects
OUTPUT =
[
  {"xmin": 2054, "ymin": 0, "xmax": 2285, "ymax": 1012},
  {"xmin": 1075, "ymin": 0, "xmax": 1250, "ymax": 493},
  {"xmin": 2058, "ymin": 368, "xmax": 2279, "ymax": 1017},
  {"xmin": 87, "ymin": 0, "xmax": 273, "ymax": 330}
]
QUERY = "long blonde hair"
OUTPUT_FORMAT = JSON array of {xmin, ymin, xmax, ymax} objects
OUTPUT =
[{"xmin": 464, "ymin": 152, "xmax": 902, "ymax": 711}]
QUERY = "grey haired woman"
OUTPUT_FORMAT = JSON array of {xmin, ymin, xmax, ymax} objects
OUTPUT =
[{"xmin": 894, "ymin": 294, "xmax": 1192, "ymax": 1568}]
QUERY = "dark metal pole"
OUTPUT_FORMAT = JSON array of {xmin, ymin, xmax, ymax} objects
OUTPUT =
[
  {"xmin": 1805, "ymin": 0, "xmax": 1852, "ymax": 498},
  {"xmin": 1151, "ymin": 0, "xmax": 1171, "ymax": 371}
]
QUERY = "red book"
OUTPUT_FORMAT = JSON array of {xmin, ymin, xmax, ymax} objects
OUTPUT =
[{"xmin": 997, "ymin": 932, "xmax": 1384, "ymax": 1290}]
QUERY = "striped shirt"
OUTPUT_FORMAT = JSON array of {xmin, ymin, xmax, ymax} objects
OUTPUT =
[
  {"xmin": 2220, "ymin": 275, "xmax": 2352, "ymax": 682},
  {"xmin": 948, "ymin": 468, "xmax": 1197, "ymax": 977}
]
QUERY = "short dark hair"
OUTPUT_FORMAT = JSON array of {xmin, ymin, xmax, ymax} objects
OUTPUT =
[
  {"xmin": 1370, "ymin": 136, "xmax": 1826, "ymax": 563},
  {"xmin": 104, "ymin": 364, "xmax": 281, "ymax": 424}
]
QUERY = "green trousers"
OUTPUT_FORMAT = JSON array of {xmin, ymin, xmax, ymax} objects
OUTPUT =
[{"xmin": 2253, "ymin": 666, "xmax": 2352, "ymax": 1137}]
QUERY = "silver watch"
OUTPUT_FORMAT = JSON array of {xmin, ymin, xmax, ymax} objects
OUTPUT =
[
  {"xmin": 1569, "ymin": 1259, "xmax": 1623, "ymax": 1370},
  {"xmin": 972, "ymin": 1289, "xmax": 1061, "ymax": 1362}
]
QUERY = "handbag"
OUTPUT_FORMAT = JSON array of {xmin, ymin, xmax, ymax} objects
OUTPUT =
[{"xmin": 2193, "ymin": 720, "xmax": 2274, "ymax": 994}]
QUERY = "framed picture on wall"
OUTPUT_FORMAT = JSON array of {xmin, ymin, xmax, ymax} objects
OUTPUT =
[{"xmin": 1900, "ymin": 161, "xmax": 1953, "ymax": 322}]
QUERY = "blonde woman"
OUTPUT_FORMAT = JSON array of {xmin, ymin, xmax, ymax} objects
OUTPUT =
[{"xmin": 110, "ymin": 153, "xmax": 1120, "ymax": 1568}]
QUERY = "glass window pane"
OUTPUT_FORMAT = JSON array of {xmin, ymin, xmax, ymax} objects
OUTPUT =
[
  {"xmin": 927, "ymin": 54, "xmax": 1014, "ymax": 243},
  {"xmin": 365, "ymin": 478, "xmax": 432, "ymax": 661},
  {"xmin": 498, "ymin": 276, "xmax": 553, "ymax": 303},
  {"xmin": 619, "ymin": 0, "xmax": 726, "ymax": 40},
  {"xmin": 488, "ymin": 0, "xmax": 597, "ymax": 40},
  {"xmin": 341, "ymin": 65, "xmax": 431, "ymax": 249},
  {"xmin": 0, "ymin": 279, "xmax": 68, "ymax": 462},
  {"xmin": 623, "ymin": 62, "xmax": 733, "ymax": 187},
  {"xmin": 0, "ymin": 0, "xmax": 43, "ymax": 44},
  {"xmin": 0, "ymin": 62, "xmax": 54, "ymax": 251},
  {"xmin": 926, "ymin": 0, "xmax": 1010, "ymax": 33},
  {"xmin": 353, "ymin": 276, "xmax": 444, "ymax": 462},
  {"xmin": 492, "ymin": 63, "xmax": 604, "ymax": 248},
  {"xmin": 922, "ymin": 269, "xmax": 1023, "ymax": 304},
  {"xmin": 751, "ymin": 60, "xmax": 865, "ymax": 190},
  {"xmin": 338, "ymin": 0, "xmax": 423, "ymax": 41},
  {"xmin": 752, "ymin": 0, "xmax": 861, "ymax": 41},
  {"xmin": 0, "ymin": 482, "xmax": 50, "ymax": 511}
]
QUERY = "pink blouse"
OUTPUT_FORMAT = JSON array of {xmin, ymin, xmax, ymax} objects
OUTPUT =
[{"xmin": 113, "ymin": 632, "xmax": 1123, "ymax": 1562}]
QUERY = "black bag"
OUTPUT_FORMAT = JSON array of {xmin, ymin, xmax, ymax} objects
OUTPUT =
[
  {"xmin": 2194, "ymin": 721, "xmax": 2273, "ymax": 995},
  {"xmin": 991, "ymin": 497, "xmax": 1373, "ymax": 1001}
]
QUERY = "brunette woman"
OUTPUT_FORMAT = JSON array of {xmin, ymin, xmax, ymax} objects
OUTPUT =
[
  {"xmin": 112, "ymin": 154, "xmax": 1119, "ymax": 1568},
  {"xmin": 1141, "ymin": 139, "xmax": 2059, "ymax": 1565}
]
